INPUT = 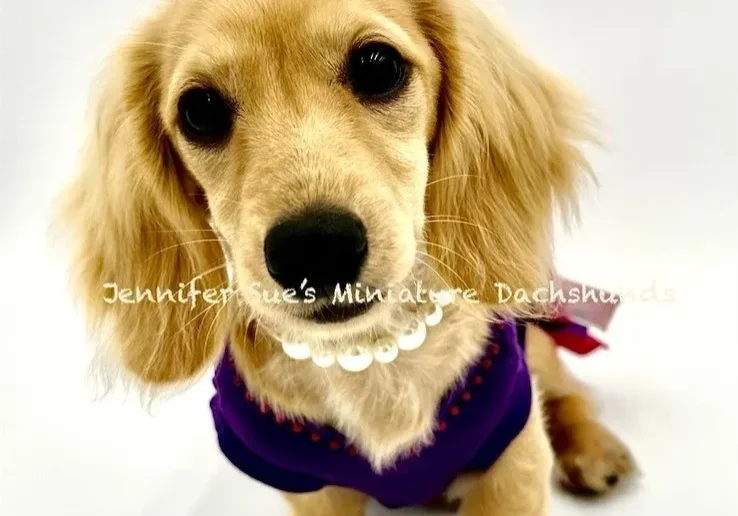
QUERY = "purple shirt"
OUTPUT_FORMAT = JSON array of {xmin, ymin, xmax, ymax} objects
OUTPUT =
[{"xmin": 210, "ymin": 321, "xmax": 532, "ymax": 508}]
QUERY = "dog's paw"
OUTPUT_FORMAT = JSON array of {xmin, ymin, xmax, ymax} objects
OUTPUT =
[{"xmin": 555, "ymin": 420, "xmax": 636, "ymax": 495}]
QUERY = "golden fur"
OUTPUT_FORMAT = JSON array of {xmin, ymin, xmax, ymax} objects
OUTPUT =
[{"xmin": 57, "ymin": 0, "xmax": 635, "ymax": 513}]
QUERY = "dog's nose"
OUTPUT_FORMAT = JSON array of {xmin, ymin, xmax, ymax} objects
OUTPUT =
[{"xmin": 264, "ymin": 208, "xmax": 368, "ymax": 295}]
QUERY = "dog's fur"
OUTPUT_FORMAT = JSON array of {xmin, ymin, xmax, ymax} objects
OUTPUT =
[{"xmin": 57, "ymin": 0, "xmax": 635, "ymax": 513}]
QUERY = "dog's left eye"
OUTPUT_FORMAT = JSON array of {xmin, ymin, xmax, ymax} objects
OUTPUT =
[
  {"xmin": 177, "ymin": 88, "xmax": 234, "ymax": 145},
  {"xmin": 347, "ymin": 43, "xmax": 408, "ymax": 99}
]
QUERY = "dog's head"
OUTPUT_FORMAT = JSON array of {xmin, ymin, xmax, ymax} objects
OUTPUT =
[{"xmin": 58, "ymin": 0, "xmax": 590, "ymax": 385}]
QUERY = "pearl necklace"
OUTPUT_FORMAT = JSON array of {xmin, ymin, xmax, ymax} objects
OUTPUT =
[{"xmin": 280, "ymin": 290, "xmax": 454, "ymax": 372}]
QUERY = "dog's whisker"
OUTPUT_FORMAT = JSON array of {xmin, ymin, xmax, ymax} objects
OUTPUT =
[
  {"xmin": 153, "ymin": 228, "xmax": 215, "ymax": 234},
  {"xmin": 413, "ymin": 255, "xmax": 454, "ymax": 292},
  {"xmin": 253, "ymin": 318, "xmax": 264, "ymax": 348},
  {"xmin": 255, "ymin": 314, "xmax": 274, "ymax": 342},
  {"xmin": 176, "ymin": 280, "xmax": 230, "ymax": 337},
  {"xmin": 425, "ymin": 174, "xmax": 483, "ymax": 188},
  {"xmin": 156, "ymin": 263, "xmax": 229, "ymax": 302},
  {"xmin": 424, "ymin": 215, "xmax": 467, "ymax": 221},
  {"xmin": 204, "ymin": 289, "xmax": 239, "ymax": 348},
  {"xmin": 128, "ymin": 41, "xmax": 188, "ymax": 52},
  {"xmin": 145, "ymin": 239, "xmax": 223, "ymax": 261},
  {"xmin": 423, "ymin": 219, "xmax": 492, "ymax": 231},
  {"xmin": 417, "ymin": 239, "xmax": 480, "ymax": 272},
  {"xmin": 422, "ymin": 220, "xmax": 530, "ymax": 269},
  {"xmin": 415, "ymin": 250, "xmax": 469, "ymax": 291},
  {"xmin": 169, "ymin": 264, "xmax": 234, "ymax": 336},
  {"xmin": 192, "ymin": 263, "xmax": 229, "ymax": 281}
]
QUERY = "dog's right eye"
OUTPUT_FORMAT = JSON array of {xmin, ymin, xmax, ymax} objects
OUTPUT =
[{"xmin": 177, "ymin": 88, "xmax": 234, "ymax": 145}]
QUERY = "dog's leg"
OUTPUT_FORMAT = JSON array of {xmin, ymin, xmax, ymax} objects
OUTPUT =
[
  {"xmin": 284, "ymin": 486, "xmax": 367, "ymax": 516},
  {"xmin": 456, "ymin": 389, "xmax": 552, "ymax": 516},
  {"xmin": 525, "ymin": 324, "xmax": 636, "ymax": 494}
]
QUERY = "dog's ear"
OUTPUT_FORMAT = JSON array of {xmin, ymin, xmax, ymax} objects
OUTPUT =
[
  {"xmin": 419, "ymin": 1, "xmax": 593, "ymax": 308},
  {"xmin": 56, "ymin": 15, "xmax": 230, "ymax": 386}
]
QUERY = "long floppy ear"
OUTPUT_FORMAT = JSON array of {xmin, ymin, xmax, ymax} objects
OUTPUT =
[
  {"xmin": 419, "ymin": 1, "xmax": 593, "ymax": 308},
  {"xmin": 56, "ymin": 17, "xmax": 231, "ymax": 387}
]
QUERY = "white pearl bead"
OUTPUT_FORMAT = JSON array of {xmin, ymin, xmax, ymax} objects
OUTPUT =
[
  {"xmin": 312, "ymin": 352, "xmax": 336, "ymax": 368},
  {"xmin": 337, "ymin": 348, "xmax": 374, "ymax": 372},
  {"xmin": 424, "ymin": 303, "xmax": 444, "ymax": 327},
  {"xmin": 373, "ymin": 339, "xmax": 400, "ymax": 364},
  {"xmin": 398, "ymin": 321, "xmax": 427, "ymax": 351},
  {"xmin": 282, "ymin": 341, "xmax": 311, "ymax": 360},
  {"xmin": 432, "ymin": 289, "xmax": 454, "ymax": 307}
]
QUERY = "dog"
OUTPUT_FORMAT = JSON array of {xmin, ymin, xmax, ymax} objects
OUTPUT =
[{"xmin": 57, "ymin": 0, "xmax": 635, "ymax": 514}]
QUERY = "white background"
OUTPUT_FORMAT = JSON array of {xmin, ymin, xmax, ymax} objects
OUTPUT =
[{"xmin": 1, "ymin": 0, "xmax": 737, "ymax": 514}]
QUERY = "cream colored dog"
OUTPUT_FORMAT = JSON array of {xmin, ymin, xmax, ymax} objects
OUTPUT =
[{"xmin": 58, "ymin": 0, "xmax": 635, "ymax": 514}]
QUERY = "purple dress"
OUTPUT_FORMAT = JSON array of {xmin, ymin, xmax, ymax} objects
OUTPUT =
[
  {"xmin": 209, "ymin": 278, "xmax": 615, "ymax": 508},
  {"xmin": 210, "ymin": 321, "xmax": 533, "ymax": 508}
]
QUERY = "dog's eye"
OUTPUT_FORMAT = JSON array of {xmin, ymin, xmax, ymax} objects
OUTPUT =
[
  {"xmin": 178, "ymin": 88, "xmax": 233, "ymax": 144},
  {"xmin": 347, "ymin": 43, "xmax": 407, "ymax": 99}
]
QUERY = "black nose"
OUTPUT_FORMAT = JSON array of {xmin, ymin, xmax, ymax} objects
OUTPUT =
[{"xmin": 264, "ymin": 208, "xmax": 368, "ymax": 295}]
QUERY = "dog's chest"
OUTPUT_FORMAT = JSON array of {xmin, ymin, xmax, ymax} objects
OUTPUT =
[{"xmin": 211, "ymin": 319, "xmax": 533, "ymax": 509}]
